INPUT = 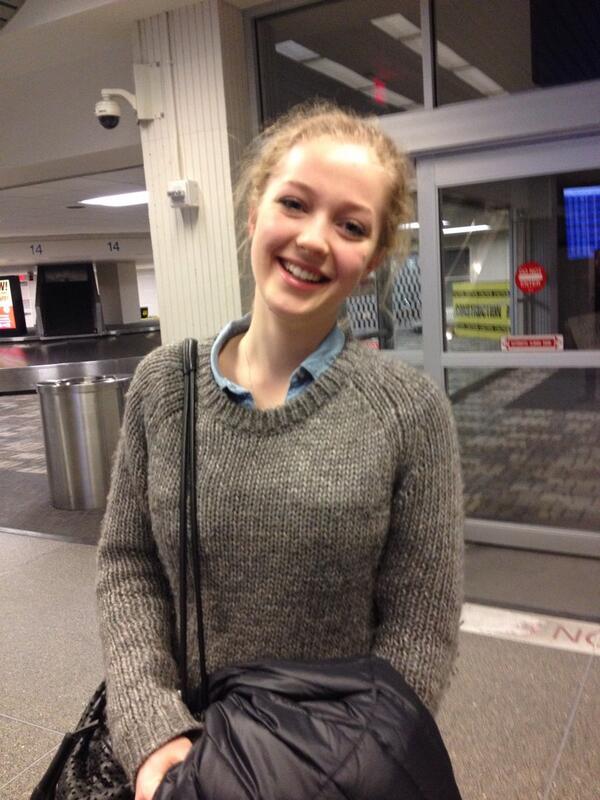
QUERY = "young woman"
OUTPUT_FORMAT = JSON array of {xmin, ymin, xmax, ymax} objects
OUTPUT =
[{"xmin": 96, "ymin": 102, "xmax": 464, "ymax": 800}]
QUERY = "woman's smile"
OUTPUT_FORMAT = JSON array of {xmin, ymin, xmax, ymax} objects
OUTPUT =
[{"xmin": 277, "ymin": 257, "xmax": 330, "ymax": 289}]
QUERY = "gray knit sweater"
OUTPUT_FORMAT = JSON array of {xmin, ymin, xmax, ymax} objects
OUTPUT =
[{"xmin": 96, "ymin": 338, "xmax": 464, "ymax": 782}]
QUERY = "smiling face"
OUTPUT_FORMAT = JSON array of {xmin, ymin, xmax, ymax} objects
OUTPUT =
[{"xmin": 248, "ymin": 136, "xmax": 389, "ymax": 332}]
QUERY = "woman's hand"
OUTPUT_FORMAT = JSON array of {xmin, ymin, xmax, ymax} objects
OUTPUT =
[{"xmin": 134, "ymin": 736, "xmax": 193, "ymax": 800}]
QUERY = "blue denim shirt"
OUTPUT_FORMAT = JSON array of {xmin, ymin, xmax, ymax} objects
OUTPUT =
[{"xmin": 210, "ymin": 315, "xmax": 345, "ymax": 408}]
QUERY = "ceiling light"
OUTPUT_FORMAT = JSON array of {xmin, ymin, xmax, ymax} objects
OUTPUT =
[
  {"xmin": 401, "ymin": 221, "xmax": 485, "ymax": 234},
  {"xmin": 443, "ymin": 224, "xmax": 491, "ymax": 235},
  {"xmin": 371, "ymin": 12, "xmax": 503, "ymax": 97},
  {"xmin": 80, "ymin": 191, "xmax": 148, "ymax": 207},
  {"xmin": 401, "ymin": 35, "xmax": 423, "ymax": 56},
  {"xmin": 394, "ymin": 33, "xmax": 470, "ymax": 74},
  {"xmin": 275, "ymin": 40, "xmax": 318, "ymax": 62},
  {"xmin": 305, "ymin": 58, "xmax": 371, "ymax": 90},
  {"xmin": 436, "ymin": 42, "xmax": 468, "ymax": 70},
  {"xmin": 371, "ymin": 13, "xmax": 420, "ymax": 40},
  {"xmin": 361, "ymin": 85, "xmax": 416, "ymax": 109},
  {"xmin": 453, "ymin": 66, "xmax": 504, "ymax": 96}
]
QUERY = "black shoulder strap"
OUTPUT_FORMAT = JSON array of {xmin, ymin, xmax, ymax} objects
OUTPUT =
[{"xmin": 179, "ymin": 338, "xmax": 209, "ymax": 713}]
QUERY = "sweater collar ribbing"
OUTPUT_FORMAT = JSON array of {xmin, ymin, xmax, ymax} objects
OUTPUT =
[{"xmin": 196, "ymin": 339, "xmax": 362, "ymax": 433}]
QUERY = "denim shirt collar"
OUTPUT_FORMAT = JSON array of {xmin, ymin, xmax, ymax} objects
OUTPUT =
[{"xmin": 210, "ymin": 314, "xmax": 345, "ymax": 406}]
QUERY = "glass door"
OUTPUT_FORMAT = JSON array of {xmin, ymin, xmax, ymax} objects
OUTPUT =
[{"xmin": 416, "ymin": 133, "xmax": 600, "ymax": 557}]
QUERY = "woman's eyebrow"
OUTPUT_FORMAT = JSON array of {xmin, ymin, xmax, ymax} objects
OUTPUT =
[
  {"xmin": 280, "ymin": 181, "xmax": 373, "ymax": 216},
  {"xmin": 280, "ymin": 179, "xmax": 313, "ymax": 194}
]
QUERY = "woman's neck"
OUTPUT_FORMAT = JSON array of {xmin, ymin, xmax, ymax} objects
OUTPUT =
[
  {"xmin": 217, "ymin": 301, "xmax": 337, "ymax": 410},
  {"xmin": 243, "ymin": 303, "xmax": 335, "ymax": 385}
]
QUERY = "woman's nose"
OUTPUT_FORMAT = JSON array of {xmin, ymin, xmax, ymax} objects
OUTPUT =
[{"xmin": 295, "ymin": 217, "xmax": 329, "ymax": 256}]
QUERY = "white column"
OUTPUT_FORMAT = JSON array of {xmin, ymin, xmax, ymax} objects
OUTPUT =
[
  {"xmin": 134, "ymin": 0, "xmax": 252, "ymax": 343},
  {"xmin": 96, "ymin": 263, "xmax": 122, "ymax": 324}
]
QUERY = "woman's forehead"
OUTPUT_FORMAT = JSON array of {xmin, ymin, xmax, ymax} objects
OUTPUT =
[
  {"xmin": 268, "ymin": 136, "xmax": 387, "ymax": 194},
  {"xmin": 291, "ymin": 137, "xmax": 376, "ymax": 166}
]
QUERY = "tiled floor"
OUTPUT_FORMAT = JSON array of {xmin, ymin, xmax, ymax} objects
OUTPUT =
[
  {"xmin": 0, "ymin": 395, "xmax": 45, "ymax": 475},
  {"xmin": 0, "ymin": 394, "xmax": 104, "ymax": 540},
  {"xmin": 452, "ymin": 368, "xmax": 600, "ymax": 531},
  {"xmin": 1, "ymin": 530, "xmax": 599, "ymax": 800}
]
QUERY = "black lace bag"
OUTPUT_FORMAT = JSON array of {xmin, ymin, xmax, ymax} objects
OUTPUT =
[
  {"xmin": 31, "ymin": 682, "xmax": 131, "ymax": 800},
  {"xmin": 30, "ymin": 339, "xmax": 201, "ymax": 800}
]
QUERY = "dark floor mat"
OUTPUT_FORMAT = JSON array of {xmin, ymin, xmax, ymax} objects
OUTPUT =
[
  {"xmin": 0, "ymin": 468, "xmax": 103, "ymax": 543},
  {"xmin": 507, "ymin": 369, "xmax": 600, "ymax": 411}
]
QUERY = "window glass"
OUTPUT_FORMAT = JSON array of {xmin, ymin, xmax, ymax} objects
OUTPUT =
[
  {"xmin": 256, "ymin": 0, "xmax": 423, "ymax": 122},
  {"xmin": 441, "ymin": 169, "xmax": 600, "ymax": 352},
  {"xmin": 434, "ymin": 0, "xmax": 600, "ymax": 107},
  {"xmin": 346, "ymin": 202, "xmax": 422, "ymax": 352},
  {"xmin": 448, "ymin": 367, "xmax": 600, "ymax": 532}
]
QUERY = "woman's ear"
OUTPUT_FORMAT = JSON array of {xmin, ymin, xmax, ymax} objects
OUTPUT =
[{"xmin": 365, "ymin": 248, "xmax": 385, "ymax": 275}]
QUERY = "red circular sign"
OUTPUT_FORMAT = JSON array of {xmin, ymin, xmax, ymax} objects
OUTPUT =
[{"xmin": 515, "ymin": 261, "xmax": 547, "ymax": 294}]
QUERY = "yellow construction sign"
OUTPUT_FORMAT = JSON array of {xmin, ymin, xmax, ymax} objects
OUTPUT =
[{"xmin": 452, "ymin": 281, "xmax": 510, "ymax": 340}]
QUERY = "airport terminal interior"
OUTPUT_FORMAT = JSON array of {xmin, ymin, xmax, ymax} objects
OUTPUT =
[{"xmin": 1, "ymin": 1, "xmax": 600, "ymax": 798}]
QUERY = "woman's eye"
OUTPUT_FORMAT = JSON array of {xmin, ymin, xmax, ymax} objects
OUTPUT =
[
  {"xmin": 279, "ymin": 197, "xmax": 304, "ymax": 212},
  {"xmin": 342, "ymin": 220, "xmax": 367, "ymax": 238}
]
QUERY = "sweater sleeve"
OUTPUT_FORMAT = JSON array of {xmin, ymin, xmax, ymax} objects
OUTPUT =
[
  {"xmin": 371, "ymin": 377, "xmax": 464, "ymax": 714},
  {"xmin": 96, "ymin": 355, "xmax": 203, "ymax": 782}
]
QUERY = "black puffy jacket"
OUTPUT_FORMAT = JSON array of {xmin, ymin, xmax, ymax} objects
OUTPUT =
[{"xmin": 154, "ymin": 656, "xmax": 462, "ymax": 800}]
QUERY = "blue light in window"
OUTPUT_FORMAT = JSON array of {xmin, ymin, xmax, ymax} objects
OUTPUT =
[{"xmin": 563, "ymin": 185, "xmax": 600, "ymax": 260}]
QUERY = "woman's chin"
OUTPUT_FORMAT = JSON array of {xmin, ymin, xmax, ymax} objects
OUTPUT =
[{"xmin": 262, "ymin": 297, "xmax": 335, "ymax": 329}]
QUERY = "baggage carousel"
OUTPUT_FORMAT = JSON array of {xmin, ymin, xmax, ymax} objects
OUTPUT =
[{"xmin": 0, "ymin": 323, "xmax": 161, "ymax": 393}]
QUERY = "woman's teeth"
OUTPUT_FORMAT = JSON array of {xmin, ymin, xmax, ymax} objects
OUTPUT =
[{"xmin": 281, "ymin": 260, "xmax": 325, "ymax": 283}]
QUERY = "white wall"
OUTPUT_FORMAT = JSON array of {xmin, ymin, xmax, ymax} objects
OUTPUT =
[
  {"xmin": 0, "ymin": 37, "xmax": 141, "ymax": 189},
  {"xmin": 95, "ymin": 262, "xmax": 122, "ymax": 324},
  {"xmin": 469, "ymin": 234, "xmax": 510, "ymax": 282},
  {"xmin": 136, "ymin": 264, "xmax": 159, "ymax": 317},
  {"xmin": 117, "ymin": 261, "xmax": 141, "ymax": 323},
  {"xmin": 0, "ymin": 236, "xmax": 153, "ymax": 268}
]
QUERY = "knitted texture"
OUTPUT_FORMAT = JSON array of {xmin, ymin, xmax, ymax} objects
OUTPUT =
[{"xmin": 96, "ymin": 339, "xmax": 464, "ymax": 782}]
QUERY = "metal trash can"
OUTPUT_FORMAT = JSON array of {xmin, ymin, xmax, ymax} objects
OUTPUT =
[{"xmin": 37, "ymin": 375, "xmax": 130, "ymax": 510}]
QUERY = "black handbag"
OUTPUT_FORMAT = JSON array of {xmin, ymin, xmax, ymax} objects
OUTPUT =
[
  {"xmin": 32, "ymin": 339, "xmax": 463, "ymax": 800},
  {"xmin": 31, "ymin": 682, "xmax": 131, "ymax": 800}
]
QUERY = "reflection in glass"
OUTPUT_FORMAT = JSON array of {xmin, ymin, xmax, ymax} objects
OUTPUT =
[
  {"xmin": 441, "ymin": 168, "xmax": 600, "ymax": 352},
  {"xmin": 434, "ymin": 0, "xmax": 600, "ymax": 107},
  {"xmin": 346, "ymin": 214, "xmax": 422, "ymax": 352},
  {"xmin": 448, "ymin": 367, "xmax": 600, "ymax": 532},
  {"xmin": 256, "ymin": 0, "xmax": 423, "ymax": 121}
]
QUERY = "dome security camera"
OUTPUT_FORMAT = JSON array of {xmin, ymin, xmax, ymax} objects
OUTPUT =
[
  {"xmin": 95, "ymin": 70, "xmax": 162, "ymax": 130},
  {"xmin": 95, "ymin": 97, "xmax": 121, "ymax": 129}
]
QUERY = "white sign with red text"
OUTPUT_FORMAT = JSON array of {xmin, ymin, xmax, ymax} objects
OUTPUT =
[{"xmin": 501, "ymin": 334, "xmax": 563, "ymax": 352}]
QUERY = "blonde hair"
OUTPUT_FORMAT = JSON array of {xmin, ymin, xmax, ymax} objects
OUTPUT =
[{"xmin": 234, "ymin": 101, "xmax": 413, "ymax": 262}]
